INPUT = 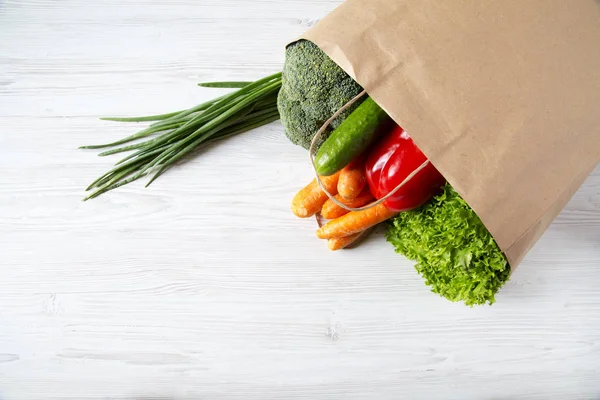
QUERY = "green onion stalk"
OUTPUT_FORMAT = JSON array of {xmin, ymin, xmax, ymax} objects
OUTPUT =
[{"xmin": 81, "ymin": 72, "xmax": 282, "ymax": 200}]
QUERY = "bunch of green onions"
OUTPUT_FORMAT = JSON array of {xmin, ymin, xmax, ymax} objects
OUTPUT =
[{"xmin": 81, "ymin": 72, "xmax": 282, "ymax": 200}]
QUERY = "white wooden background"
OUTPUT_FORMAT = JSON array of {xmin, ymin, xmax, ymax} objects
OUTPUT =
[{"xmin": 1, "ymin": 1, "xmax": 600, "ymax": 399}]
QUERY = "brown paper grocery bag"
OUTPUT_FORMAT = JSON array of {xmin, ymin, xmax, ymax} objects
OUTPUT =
[{"xmin": 299, "ymin": 0, "xmax": 600, "ymax": 268}]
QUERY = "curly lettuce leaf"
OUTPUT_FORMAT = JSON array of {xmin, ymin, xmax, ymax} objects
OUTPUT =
[{"xmin": 386, "ymin": 184, "xmax": 510, "ymax": 306}]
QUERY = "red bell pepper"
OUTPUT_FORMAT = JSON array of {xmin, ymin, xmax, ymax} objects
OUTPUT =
[{"xmin": 365, "ymin": 125, "xmax": 446, "ymax": 212}]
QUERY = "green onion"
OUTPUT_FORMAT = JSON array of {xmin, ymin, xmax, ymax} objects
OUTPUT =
[
  {"xmin": 81, "ymin": 72, "xmax": 282, "ymax": 200},
  {"xmin": 198, "ymin": 81, "xmax": 252, "ymax": 88}
]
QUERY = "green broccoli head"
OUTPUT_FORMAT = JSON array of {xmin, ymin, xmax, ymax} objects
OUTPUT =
[
  {"xmin": 386, "ymin": 184, "xmax": 511, "ymax": 306},
  {"xmin": 277, "ymin": 40, "xmax": 364, "ymax": 150}
]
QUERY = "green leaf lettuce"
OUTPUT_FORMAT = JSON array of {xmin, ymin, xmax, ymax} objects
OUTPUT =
[{"xmin": 386, "ymin": 184, "xmax": 510, "ymax": 306}]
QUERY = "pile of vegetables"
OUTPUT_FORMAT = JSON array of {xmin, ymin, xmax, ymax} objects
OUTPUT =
[
  {"xmin": 83, "ymin": 39, "xmax": 510, "ymax": 306},
  {"xmin": 283, "ymin": 44, "xmax": 510, "ymax": 306}
]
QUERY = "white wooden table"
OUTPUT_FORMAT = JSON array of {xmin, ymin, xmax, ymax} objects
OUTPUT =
[{"xmin": 1, "ymin": 1, "xmax": 600, "ymax": 399}]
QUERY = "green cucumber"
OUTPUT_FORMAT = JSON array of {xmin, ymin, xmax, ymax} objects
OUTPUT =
[{"xmin": 315, "ymin": 97, "xmax": 390, "ymax": 176}]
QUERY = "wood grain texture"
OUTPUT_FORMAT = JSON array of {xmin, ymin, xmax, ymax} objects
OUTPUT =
[{"xmin": 1, "ymin": 1, "xmax": 599, "ymax": 399}]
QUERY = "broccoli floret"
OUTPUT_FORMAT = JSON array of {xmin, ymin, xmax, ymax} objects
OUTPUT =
[{"xmin": 277, "ymin": 40, "xmax": 364, "ymax": 149}]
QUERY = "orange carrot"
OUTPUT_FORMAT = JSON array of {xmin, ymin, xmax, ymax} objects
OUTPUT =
[
  {"xmin": 327, "ymin": 232, "xmax": 363, "ymax": 251},
  {"xmin": 291, "ymin": 180, "xmax": 328, "ymax": 218},
  {"xmin": 320, "ymin": 188, "xmax": 374, "ymax": 220},
  {"xmin": 291, "ymin": 171, "xmax": 340, "ymax": 218},
  {"xmin": 320, "ymin": 171, "xmax": 341, "ymax": 194},
  {"xmin": 316, "ymin": 202, "xmax": 398, "ymax": 239},
  {"xmin": 337, "ymin": 156, "xmax": 366, "ymax": 200}
]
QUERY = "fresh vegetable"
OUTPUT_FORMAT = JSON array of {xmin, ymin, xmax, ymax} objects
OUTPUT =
[
  {"xmin": 317, "ymin": 172, "xmax": 341, "ymax": 194},
  {"xmin": 314, "ymin": 97, "xmax": 390, "ymax": 176},
  {"xmin": 365, "ymin": 125, "xmax": 446, "ymax": 212},
  {"xmin": 328, "ymin": 232, "xmax": 363, "ymax": 251},
  {"xmin": 291, "ymin": 172, "xmax": 341, "ymax": 218},
  {"xmin": 277, "ymin": 40, "xmax": 365, "ymax": 149},
  {"xmin": 316, "ymin": 202, "xmax": 397, "ymax": 239},
  {"xmin": 81, "ymin": 73, "xmax": 282, "ymax": 200},
  {"xmin": 320, "ymin": 188, "xmax": 374, "ymax": 220},
  {"xmin": 337, "ymin": 155, "xmax": 367, "ymax": 200},
  {"xmin": 387, "ymin": 184, "xmax": 510, "ymax": 306}
]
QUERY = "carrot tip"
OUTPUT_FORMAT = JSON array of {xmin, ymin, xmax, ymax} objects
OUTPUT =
[
  {"xmin": 292, "ymin": 207, "xmax": 313, "ymax": 218},
  {"xmin": 327, "ymin": 241, "xmax": 339, "ymax": 251}
]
